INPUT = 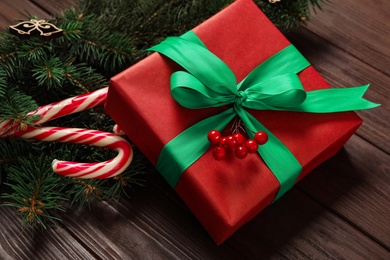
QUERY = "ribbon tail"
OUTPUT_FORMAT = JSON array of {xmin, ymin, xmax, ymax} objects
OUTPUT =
[
  {"xmin": 297, "ymin": 84, "xmax": 380, "ymax": 113},
  {"xmin": 235, "ymin": 108, "xmax": 302, "ymax": 201},
  {"xmin": 156, "ymin": 108, "xmax": 236, "ymax": 187}
]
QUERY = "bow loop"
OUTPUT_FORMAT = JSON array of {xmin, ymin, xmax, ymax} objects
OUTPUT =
[
  {"xmin": 170, "ymin": 71, "xmax": 235, "ymax": 109},
  {"xmin": 237, "ymin": 45, "xmax": 311, "ymax": 91},
  {"xmin": 243, "ymin": 73, "xmax": 307, "ymax": 110}
]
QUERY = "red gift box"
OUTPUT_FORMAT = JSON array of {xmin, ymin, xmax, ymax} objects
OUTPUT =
[{"xmin": 106, "ymin": 0, "xmax": 362, "ymax": 244}]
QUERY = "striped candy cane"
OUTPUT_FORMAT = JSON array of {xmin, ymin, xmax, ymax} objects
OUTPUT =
[
  {"xmin": 0, "ymin": 88, "xmax": 108, "ymax": 136},
  {"xmin": 0, "ymin": 88, "xmax": 133, "ymax": 179}
]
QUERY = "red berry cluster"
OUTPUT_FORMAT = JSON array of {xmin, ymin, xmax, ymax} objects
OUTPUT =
[{"xmin": 207, "ymin": 130, "xmax": 268, "ymax": 160}]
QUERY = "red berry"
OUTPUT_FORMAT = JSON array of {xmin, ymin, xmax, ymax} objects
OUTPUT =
[
  {"xmin": 245, "ymin": 139, "xmax": 258, "ymax": 153},
  {"xmin": 234, "ymin": 146, "xmax": 248, "ymax": 159},
  {"xmin": 207, "ymin": 130, "xmax": 221, "ymax": 145},
  {"xmin": 233, "ymin": 133, "xmax": 245, "ymax": 146},
  {"xmin": 254, "ymin": 131, "xmax": 268, "ymax": 145},
  {"xmin": 212, "ymin": 146, "xmax": 226, "ymax": 160},
  {"xmin": 225, "ymin": 135, "xmax": 237, "ymax": 149},
  {"xmin": 219, "ymin": 137, "xmax": 227, "ymax": 148}
]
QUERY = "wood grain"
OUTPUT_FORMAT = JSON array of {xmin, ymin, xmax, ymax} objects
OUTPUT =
[
  {"xmin": 297, "ymin": 135, "xmax": 390, "ymax": 248},
  {"xmin": 232, "ymin": 189, "xmax": 390, "ymax": 259},
  {"xmin": 32, "ymin": 0, "xmax": 76, "ymax": 17},
  {"xmin": 306, "ymin": 0, "xmax": 390, "ymax": 75},
  {"xmin": 0, "ymin": 204, "xmax": 97, "ymax": 259},
  {"xmin": 0, "ymin": 0, "xmax": 389, "ymax": 259},
  {"xmin": 0, "ymin": 0, "xmax": 49, "ymax": 29}
]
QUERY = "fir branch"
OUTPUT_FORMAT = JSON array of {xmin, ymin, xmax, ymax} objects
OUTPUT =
[
  {"xmin": 0, "ymin": 67, "xmax": 6, "ymax": 97},
  {"xmin": 0, "ymin": 88, "xmax": 39, "ymax": 124},
  {"xmin": 0, "ymin": 139, "xmax": 35, "ymax": 183},
  {"xmin": 0, "ymin": 51, "xmax": 17, "ymax": 63},
  {"xmin": 1, "ymin": 55, "xmax": 26, "ymax": 83},
  {"xmin": 0, "ymin": 34, "xmax": 23, "ymax": 80},
  {"xmin": 254, "ymin": 0, "xmax": 325, "ymax": 29},
  {"xmin": 1, "ymin": 156, "xmax": 67, "ymax": 229},
  {"xmin": 0, "ymin": 139, "xmax": 34, "ymax": 164},
  {"xmin": 64, "ymin": 63, "xmax": 107, "ymax": 93},
  {"xmin": 0, "ymin": 33, "xmax": 18, "ymax": 63},
  {"xmin": 57, "ymin": 18, "xmax": 83, "ymax": 44},
  {"xmin": 309, "ymin": 0, "xmax": 326, "ymax": 9},
  {"xmin": 17, "ymin": 37, "xmax": 48, "ymax": 61},
  {"xmin": 32, "ymin": 56, "xmax": 65, "ymax": 89},
  {"xmin": 64, "ymin": 72, "xmax": 89, "ymax": 92},
  {"xmin": 78, "ymin": 107, "xmax": 113, "ymax": 131},
  {"xmin": 68, "ymin": 178, "xmax": 108, "ymax": 208}
]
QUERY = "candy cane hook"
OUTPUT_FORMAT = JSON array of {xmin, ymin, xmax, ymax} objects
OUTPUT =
[
  {"xmin": 0, "ymin": 88, "xmax": 133, "ymax": 179},
  {"xmin": 12, "ymin": 126, "xmax": 132, "ymax": 179}
]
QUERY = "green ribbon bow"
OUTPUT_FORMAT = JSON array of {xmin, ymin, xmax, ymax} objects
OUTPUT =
[{"xmin": 148, "ymin": 31, "xmax": 379, "ymax": 201}]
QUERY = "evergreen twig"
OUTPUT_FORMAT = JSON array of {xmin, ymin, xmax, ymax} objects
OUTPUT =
[{"xmin": 1, "ymin": 156, "xmax": 67, "ymax": 229}]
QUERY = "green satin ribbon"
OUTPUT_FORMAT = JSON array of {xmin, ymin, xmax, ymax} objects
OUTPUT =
[{"xmin": 148, "ymin": 30, "xmax": 379, "ymax": 201}]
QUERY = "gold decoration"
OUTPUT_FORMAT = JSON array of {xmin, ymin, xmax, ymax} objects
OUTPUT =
[
  {"xmin": 9, "ymin": 19, "xmax": 63, "ymax": 39},
  {"xmin": 269, "ymin": 0, "xmax": 281, "ymax": 3}
]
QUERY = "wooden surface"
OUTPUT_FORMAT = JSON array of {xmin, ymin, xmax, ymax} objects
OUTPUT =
[{"xmin": 0, "ymin": 0, "xmax": 389, "ymax": 259}]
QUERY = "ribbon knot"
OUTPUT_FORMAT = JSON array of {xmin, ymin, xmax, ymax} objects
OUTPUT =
[
  {"xmin": 235, "ymin": 91, "xmax": 247, "ymax": 109},
  {"xmin": 148, "ymin": 30, "xmax": 379, "ymax": 201}
]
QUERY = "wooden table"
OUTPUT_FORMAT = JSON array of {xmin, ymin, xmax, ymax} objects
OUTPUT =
[{"xmin": 1, "ymin": 0, "xmax": 389, "ymax": 259}]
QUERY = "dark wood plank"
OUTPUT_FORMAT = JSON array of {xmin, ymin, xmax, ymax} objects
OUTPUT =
[
  {"xmin": 32, "ymin": 0, "xmax": 75, "ymax": 17},
  {"xmin": 297, "ymin": 134, "xmax": 390, "ymax": 248},
  {"xmin": 57, "ymin": 195, "xmax": 195, "ymax": 260},
  {"xmin": 57, "ymin": 172, "xmax": 234, "ymax": 259},
  {"xmin": 306, "ymin": 0, "xmax": 390, "ymax": 75},
  {"xmin": 0, "ymin": 204, "xmax": 98, "ymax": 259},
  {"xmin": 0, "ymin": 0, "xmax": 49, "ymax": 29},
  {"xmin": 233, "ymin": 189, "xmax": 390, "ymax": 259},
  {"xmin": 286, "ymin": 28, "xmax": 390, "ymax": 154},
  {"xmin": 57, "ymin": 170, "xmax": 390, "ymax": 259}
]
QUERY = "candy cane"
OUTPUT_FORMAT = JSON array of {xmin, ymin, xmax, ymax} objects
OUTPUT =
[
  {"xmin": 12, "ymin": 126, "xmax": 132, "ymax": 179},
  {"xmin": 0, "ymin": 88, "xmax": 133, "ymax": 179},
  {"xmin": 113, "ymin": 124, "xmax": 125, "ymax": 136},
  {"xmin": 0, "ymin": 88, "xmax": 108, "ymax": 134}
]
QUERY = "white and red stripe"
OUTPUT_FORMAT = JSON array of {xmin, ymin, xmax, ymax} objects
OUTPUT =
[
  {"xmin": 0, "ymin": 88, "xmax": 108, "ymax": 137},
  {"xmin": 33, "ymin": 88, "xmax": 108, "ymax": 125},
  {"xmin": 0, "ymin": 88, "xmax": 133, "ymax": 179},
  {"xmin": 113, "ymin": 124, "xmax": 125, "ymax": 136},
  {"xmin": 12, "ymin": 126, "xmax": 132, "ymax": 179}
]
